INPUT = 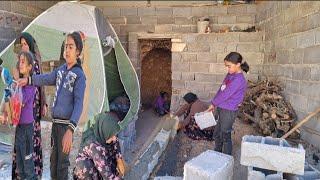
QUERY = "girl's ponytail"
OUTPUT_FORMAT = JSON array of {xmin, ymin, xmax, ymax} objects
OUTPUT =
[{"xmin": 240, "ymin": 61, "xmax": 249, "ymax": 73}]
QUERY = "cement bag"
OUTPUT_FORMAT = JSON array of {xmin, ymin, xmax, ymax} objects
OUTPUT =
[
  {"xmin": 194, "ymin": 111, "xmax": 216, "ymax": 130},
  {"xmin": 9, "ymin": 86, "xmax": 22, "ymax": 126}
]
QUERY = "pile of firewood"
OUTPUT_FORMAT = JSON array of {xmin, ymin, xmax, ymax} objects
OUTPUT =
[{"xmin": 238, "ymin": 79, "xmax": 297, "ymax": 137}]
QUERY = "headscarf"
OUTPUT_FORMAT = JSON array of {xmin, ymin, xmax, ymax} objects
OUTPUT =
[
  {"xmin": 20, "ymin": 32, "xmax": 36, "ymax": 54},
  {"xmin": 81, "ymin": 112, "xmax": 121, "ymax": 149},
  {"xmin": 183, "ymin": 92, "xmax": 198, "ymax": 104}
]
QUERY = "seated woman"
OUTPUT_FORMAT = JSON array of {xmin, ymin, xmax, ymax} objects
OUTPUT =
[
  {"xmin": 173, "ymin": 92, "xmax": 214, "ymax": 141},
  {"xmin": 73, "ymin": 113, "xmax": 125, "ymax": 180},
  {"xmin": 154, "ymin": 91, "xmax": 170, "ymax": 116}
]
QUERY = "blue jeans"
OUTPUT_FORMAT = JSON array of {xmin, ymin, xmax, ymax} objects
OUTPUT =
[{"xmin": 15, "ymin": 123, "xmax": 36, "ymax": 180}]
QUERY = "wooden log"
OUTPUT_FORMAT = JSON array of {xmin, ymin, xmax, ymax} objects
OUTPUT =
[{"xmin": 282, "ymin": 107, "xmax": 320, "ymax": 139}]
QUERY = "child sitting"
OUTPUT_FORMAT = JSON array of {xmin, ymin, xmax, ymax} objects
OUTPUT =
[{"xmin": 154, "ymin": 91, "xmax": 170, "ymax": 116}]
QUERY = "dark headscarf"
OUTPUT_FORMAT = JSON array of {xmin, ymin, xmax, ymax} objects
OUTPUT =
[
  {"xmin": 80, "ymin": 112, "xmax": 121, "ymax": 149},
  {"xmin": 183, "ymin": 92, "xmax": 198, "ymax": 104},
  {"xmin": 20, "ymin": 32, "xmax": 36, "ymax": 54}
]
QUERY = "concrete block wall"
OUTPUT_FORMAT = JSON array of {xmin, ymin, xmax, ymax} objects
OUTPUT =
[
  {"xmin": 170, "ymin": 32, "xmax": 264, "ymax": 111},
  {"xmin": 85, "ymin": 1, "xmax": 256, "ymax": 52},
  {"xmin": 0, "ymin": 1, "xmax": 57, "ymax": 51},
  {"xmin": 256, "ymin": 1, "xmax": 320, "ymax": 146}
]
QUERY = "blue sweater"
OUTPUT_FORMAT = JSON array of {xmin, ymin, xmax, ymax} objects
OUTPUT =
[{"xmin": 29, "ymin": 63, "xmax": 86, "ymax": 132}]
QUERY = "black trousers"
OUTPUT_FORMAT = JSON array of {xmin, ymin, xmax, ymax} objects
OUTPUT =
[
  {"xmin": 213, "ymin": 107, "xmax": 238, "ymax": 155},
  {"xmin": 50, "ymin": 123, "xmax": 70, "ymax": 180}
]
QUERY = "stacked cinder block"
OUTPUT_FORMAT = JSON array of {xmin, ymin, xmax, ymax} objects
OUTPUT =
[
  {"xmin": 183, "ymin": 150, "xmax": 234, "ymax": 180},
  {"xmin": 241, "ymin": 135, "xmax": 306, "ymax": 180}
]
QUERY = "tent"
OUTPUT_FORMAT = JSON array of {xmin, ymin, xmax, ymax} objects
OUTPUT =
[{"xmin": 0, "ymin": 1, "xmax": 140, "ymax": 137}]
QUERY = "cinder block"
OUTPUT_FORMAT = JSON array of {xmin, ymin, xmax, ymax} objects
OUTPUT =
[
  {"xmin": 190, "ymin": 63, "xmax": 210, "ymax": 72},
  {"xmin": 240, "ymin": 135, "xmax": 305, "ymax": 175},
  {"xmin": 248, "ymin": 166, "xmax": 283, "ymax": 180},
  {"xmin": 183, "ymin": 150, "xmax": 234, "ymax": 180}
]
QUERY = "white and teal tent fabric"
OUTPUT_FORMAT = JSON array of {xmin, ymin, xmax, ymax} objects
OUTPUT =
[{"xmin": 0, "ymin": 1, "xmax": 140, "ymax": 135}]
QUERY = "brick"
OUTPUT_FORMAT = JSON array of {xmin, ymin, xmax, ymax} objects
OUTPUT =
[
  {"xmin": 196, "ymin": 34, "xmax": 217, "ymax": 43},
  {"xmin": 310, "ymin": 65, "xmax": 320, "ymax": 81},
  {"xmin": 239, "ymin": 32, "xmax": 263, "ymax": 42},
  {"xmin": 297, "ymin": 31, "xmax": 315, "ymax": 48},
  {"xmin": 141, "ymin": 16, "xmax": 157, "ymax": 25},
  {"xmin": 217, "ymin": 52, "xmax": 229, "ymax": 63},
  {"xmin": 157, "ymin": 17, "xmax": 174, "ymax": 24},
  {"xmin": 138, "ymin": 7, "xmax": 155, "ymax": 16},
  {"xmin": 184, "ymin": 150, "xmax": 234, "ymax": 180},
  {"xmin": 181, "ymin": 53, "xmax": 197, "ymax": 62},
  {"xmin": 307, "ymin": 97, "xmax": 320, "ymax": 113},
  {"xmin": 247, "ymin": 5, "xmax": 257, "ymax": 14},
  {"xmin": 172, "ymin": 52, "xmax": 182, "ymax": 62},
  {"xmin": 174, "ymin": 17, "xmax": 192, "ymax": 25},
  {"xmin": 284, "ymin": 36, "xmax": 297, "ymax": 49},
  {"xmin": 185, "ymin": 81, "xmax": 206, "ymax": 91},
  {"xmin": 191, "ymin": 7, "xmax": 208, "ymax": 16},
  {"xmin": 0, "ymin": 1, "xmax": 11, "ymax": 11},
  {"xmin": 107, "ymin": 17, "xmax": 126, "ymax": 24},
  {"xmin": 119, "ymin": 24, "xmax": 154, "ymax": 35},
  {"xmin": 241, "ymin": 52, "xmax": 264, "ymax": 65},
  {"xmin": 276, "ymin": 50, "xmax": 291, "ymax": 64},
  {"xmin": 172, "ymin": 80, "xmax": 185, "ymax": 89},
  {"xmin": 217, "ymin": 33, "xmax": 239, "ymax": 42},
  {"xmin": 156, "ymin": 7, "xmax": 173, "ymax": 16},
  {"xmin": 208, "ymin": 6, "xmax": 227, "ymax": 15},
  {"xmin": 210, "ymin": 43, "xmax": 226, "ymax": 53},
  {"xmin": 181, "ymin": 72, "xmax": 195, "ymax": 81},
  {"xmin": 120, "ymin": 7, "xmax": 137, "ymax": 16},
  {"xmin": 102, "ymin": 7, "xmax": 120, "ymax": 17},
  {"xmin": 190, "ymin": 63, "xmax": 210, "ymax": 72},
  {"xmin": 290, "ymin": 94, "xmax": 308, "ymax": 112},
  {"xmin": 303, "ymin": 45, "xmax": 320, "ymax": 64},
  {"xmin": 155, "ymin": 25, "xmax": 172, "ymax": 33},
  {"xmin": 228, "ymin": 5, "xmax": 247, "ymax": 14},
  {"xmin": 284, "ymin": 6, "xmax": 300, "ymax": 24},
  {"xmin": 316, "ymin": 29, "xmax": 320, "ymax": 45},
  {"xmin": 292, "ymin": 66, "xmax": 311, "ymax": 80},
  {"xmin": 172, "ymin": 42, "xmax": 186, "ymax": 52},
  {"xmin": 285, "ymin": 80, "xmax": 300, "ymax": 94},
  {"xmin": 0, "ymin": 27, "xmax": 17, "ymax": 39},
  {"xmin": 291, "ymin": 49, "xmax": 303, "ymax": 64},
  {"xmin": 198, "ymin": 53, "xmax": 217, "ymax": 63},
  {"xmin": 195, "ymin": 73, "xmax": 216, "ymax": 82},
  {"xmin": 172, "ymin": 72, "xmax": 181, "ymax": 80},
  {"xmin": 310, "ymin": 12, "xmax": 320, "ymax": 29},
  {"xmin": 126, "ymin": 16, "xmax": 141, "ymax": 24},
  {"xmin": 218, "ymin": 15, "xmax": 236, "ymax": 24},
  {"xmin": 292, "ymin": 16, "xmax": 313, "ymax": 33},
  {"xmin": 187, "ymin": 42, "xmax": 210, "ymax": 52},
  {"xmin": 173, "ymin": 7, "xmax": 191, "ymax": 16},
  {"xmin": 236, "ymin": 15, "xmax": 254, "ymax": 24},
  {"xmin": 172, "ymin": 61, "xmax": 189, "ymax": 71},
  {"xmin": 209, "ymin": 63, "xmax": 227, "ymax": 74},
  {"xmin": 237, "ymin": 43, "xmax": 261, "ymax": 52},
  {"xmin": 241, "ymin": 135, "xmax": 305, "ymax": 175},
  {"xmin": 300, "ymin": 81, "xmax": 320, "ymax": 98},
  {"xmin": 172, "ymin": 25, "xmax": 192, "ymax": 33}
]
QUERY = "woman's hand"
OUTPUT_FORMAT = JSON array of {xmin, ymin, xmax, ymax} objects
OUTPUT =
[
  {"xmin": 17, "ymin": 78, "xmax": 28, "ymax": 87},
  {"xmin": 206, "ymin": 104, "xmax": 215, "ymax": 112},
  {"xmin": 62, "ymin": 129, "xmax": 73, "ymax": 154}
]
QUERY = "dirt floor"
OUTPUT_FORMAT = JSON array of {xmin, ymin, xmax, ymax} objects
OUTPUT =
[
  {"xmin": 151, "ymin": 118, "xmax": 259, "ymax": 180},
  {"xmin": 1, "ymin": 115, "xmax": 320, "ymax": 180}
]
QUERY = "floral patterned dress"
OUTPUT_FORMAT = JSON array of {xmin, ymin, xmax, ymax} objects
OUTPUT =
[
  {"xmin": 12, "ymin": 54, "xmax": 44, "ymax": 179},
  {"xmin": 73, "ymin": 138, "xmax": 123, "ymax": 180}
]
